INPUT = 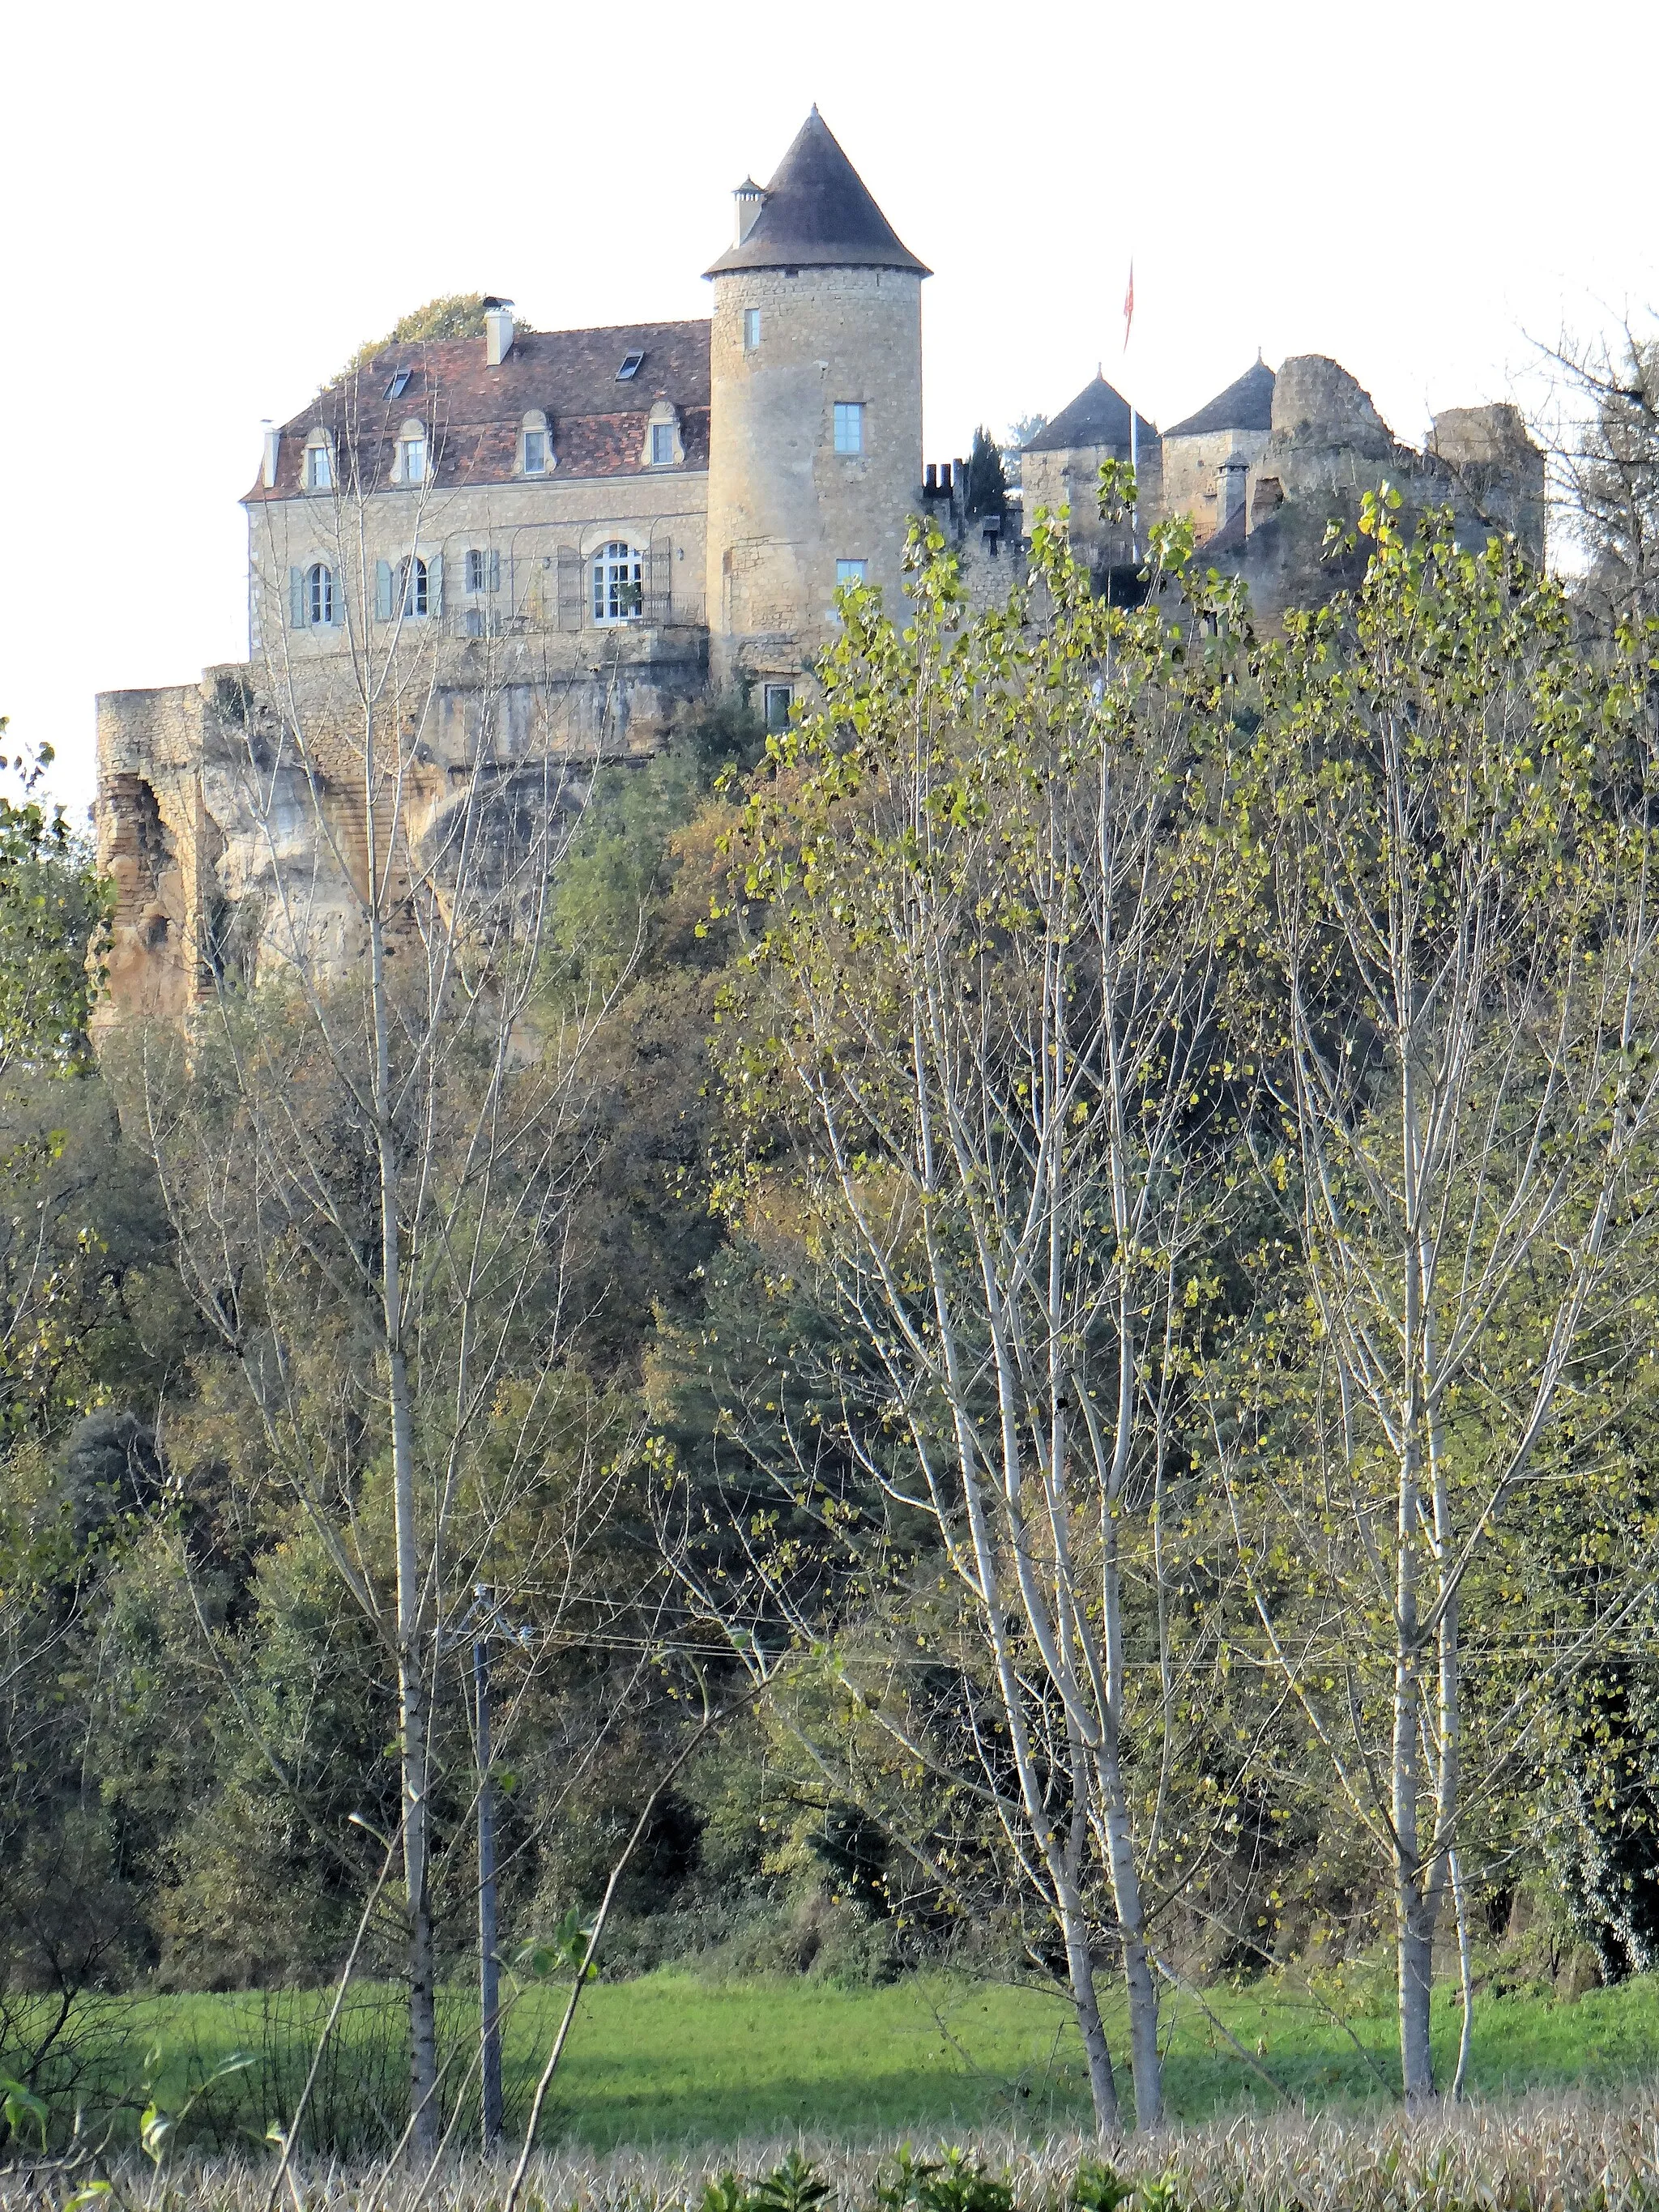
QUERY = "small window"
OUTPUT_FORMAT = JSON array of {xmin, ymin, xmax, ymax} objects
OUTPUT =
[
  {"xmin": 401, "ymin": 556, "xmax": 429, "ymax": 618},
  {"xmin": 308, "ymin": 562, "xmax": 334, "ymax": 624},
  {"xmin": 305, "ymin": 443, "xmax": 332, "ymax": 492},
  {"xmin": 616, "ymin": 351, "xmax": 644, "ymax": 381},
  {"xmin": 523, "ymin": 428, "xmax": 548, "ymax": 474},
  {"xmin": 399, "ymin": 435, "xmax": 427, "ymax": 484},
  {"xmin": 836, "ymin": 560, "xmax": 868, "ymax": 589},
  {"xmin": 650, "ymin": 422, "xmax": 674, "ymax": 467},
  {"xmin": 834, "ymin": 403, "xmax": 864, "ymax": 455},
  {"xmin": 466, "ymin": 548, "xmax": 501, "ymax": 595},
  {"xmin": 764, "ymin": 684, "xmax": 793, "ymax": 733},
  {"xmin": 386, "ymin": 367, "xmax": 412, "ymax": 399},
  {"xmin": 743, "ymin": 308, "xmax": 761, "ymax": 352},
  {"xmin": 592, "ymin": 540, "xmax": 643, "ymax": 623}
]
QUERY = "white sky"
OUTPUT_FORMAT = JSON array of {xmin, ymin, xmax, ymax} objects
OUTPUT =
[{"xmin": 4, "ymin": 0, "xmax": 1657, "ymax": 821}]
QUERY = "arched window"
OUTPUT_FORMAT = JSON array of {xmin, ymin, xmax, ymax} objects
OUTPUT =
[
  {"xmin": 400, "ymin": 556, "xmax": 428, "ymax": 618},
  {"xmin": 591, "ymin": 540, "xmax": 643, "ymax": 624},
  {"xmin": 307, "ymin": 562, "xmax": 334, "ymax": 625}
]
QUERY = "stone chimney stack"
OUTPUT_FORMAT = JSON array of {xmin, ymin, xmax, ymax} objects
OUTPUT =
[
  {"xmin": 484, "ymin": 300, "xmax": 515, "ymax": 367},
  {"xmin": 262, "ymin": 422, "xmax": 279, "ymax": 489},
  {"xmin": 732, "ymin": 177, "xmax": 766, "ymax": 245}
]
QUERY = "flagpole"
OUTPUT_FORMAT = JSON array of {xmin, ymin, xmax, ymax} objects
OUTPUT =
[{"xmin": 1123, "ymin": 260, "xmax": 1138, "ymax": 564}]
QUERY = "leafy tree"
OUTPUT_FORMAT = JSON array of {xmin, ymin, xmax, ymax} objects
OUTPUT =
[{"xmin": 962, "ymin": 426, "xmax": 1008, "ymax": 520}]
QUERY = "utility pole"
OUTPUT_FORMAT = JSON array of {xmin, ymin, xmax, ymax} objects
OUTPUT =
[{"xmin": 473, "ymin": 1585, "xmax": 503, "ymax": 2150}]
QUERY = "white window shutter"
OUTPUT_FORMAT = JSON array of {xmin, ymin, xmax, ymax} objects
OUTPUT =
[
  {"xmin": 376, "ymin": 561, "xmax": 394, "ymax": 620},
  {"xmin": 289, "ymin": 568, "xmax": 305, "ymax": 627}
]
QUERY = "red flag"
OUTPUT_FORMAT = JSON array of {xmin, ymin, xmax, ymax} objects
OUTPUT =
[{"xmin": 1123, "ymin": 261, "xmax": 1135, "ymax": 352}]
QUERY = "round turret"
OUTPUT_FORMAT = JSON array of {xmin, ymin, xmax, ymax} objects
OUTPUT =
[{"xmin": 704, "ymin": 109, "xmax": 928, "ymax": 699}]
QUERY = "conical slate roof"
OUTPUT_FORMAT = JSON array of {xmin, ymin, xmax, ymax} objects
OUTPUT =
[
  {"xmin": 1166, "ymin": 359, "xmax": 1276, "ymax": 439},
  {"xmin": 1022, "ymin": 373, "xmax": 1157, "ymax": 453},
  {"xmin": 706, "ymin": 108, "xmax": 929, "ymax": 276}
]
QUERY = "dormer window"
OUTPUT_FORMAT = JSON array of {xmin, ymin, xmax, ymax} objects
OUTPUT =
[
  {"xmin": 643, "ymin": 400, "xmax": 681, "ymax": 470},
  {"xmin": 304, "ymin": 435, "xmax": 333, "ymax": 492},
  {"xmin": 519, "ymin": 410, "xmax": 552, "ymax": 476},
  {"xmin": 396, "ymin": 420, "xmax": 428, "ymax": 485}
]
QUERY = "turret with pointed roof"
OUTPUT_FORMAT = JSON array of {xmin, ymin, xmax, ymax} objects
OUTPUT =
[
  {"xmin": 706, "ymin": 108, "xmax": 929, "ymax": 277},
  {"xmin": 704, "ymin": 109, "xmax": 925, "ymax": 688}
]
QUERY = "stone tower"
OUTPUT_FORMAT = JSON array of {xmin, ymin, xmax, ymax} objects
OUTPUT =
[{"xmin": 704, "ymin": 109, "xmax": 928, "ymax": 698}]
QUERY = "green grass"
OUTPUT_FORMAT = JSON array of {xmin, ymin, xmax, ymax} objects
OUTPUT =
[{"xmin": 26, "ymin": 1964, "xmax": 1659, "ymax": 2154}]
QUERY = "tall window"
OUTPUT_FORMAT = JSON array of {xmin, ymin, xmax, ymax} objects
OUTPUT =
[
  {"xmin": 743, "ymin": 307, "xmax": 761, "ymax": 352},
  {"xmin": 835, "ymin": 559, "xmax": 868, "ymax": 588},
  {"xmin": 400, "ymin": 556, "xmax": 429, "ymax": 618},
  {"xmin": 764, "ymin": 684, "xmax": 793, "ymax": 732},
  {"xmin": 305, "ymin": 443, "xmax": 332, "ymax": 492},
  {"xmin": 833, "ymin": 403, "xmax": 864, "ymax": 455},
  {"xmin": 592, "ymin": 541, "xmax": 643, "ymax": 623},
  {"xmin": 307, "ymin": 562, "xmax": 334, "ymax": 624},
  {"xmin": 466, "ymin": 548, "xmax": 501, "ymax": 594},
  {"xmin": 399, "ymin": 433, "xmax": 427, "ymax": 484},
  {"xmin": 523, "ymin": 427, "xmax": 548, "ymax": 474},
  {"xmin": 650, "ymin": 421, "xmax": 674, "ymax": 466}
]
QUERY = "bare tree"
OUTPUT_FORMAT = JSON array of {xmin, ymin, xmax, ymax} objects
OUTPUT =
[
  {"xmin": 109, "ymin": 368, "xmax": 638, "ymax": 2154},
  {"xmin": 662, "ymin": 517, "xmax": 1245, "ymax": 2131},
  {"xmin": 1537, "ymin": 318, "xmax": 1659, "ymax": 644},
  {"xmin": 1209, "ymin": 492, "xmax": 1659, "ymax": 2103}
]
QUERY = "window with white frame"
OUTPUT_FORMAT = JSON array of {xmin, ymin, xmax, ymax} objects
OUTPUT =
[
  {"xmin": 833, "ymin": 402, "xmax": 864, "ymax": 455},
  {"xmin": 400, "ymin": 555, "xmax": 429, "ymax": 617},
  {"xmin": 650, "ymin": 421, "xmax": 674, "ymax": 466},
  {"xmin": 520, "ymin": 409, "xmax": 551, "ymax": 475},
  {"xmin": 397, "ymin": 421, "xmax": 428, "ymax": 484},
  {"xmin": 466, "ymin": 548, "xmax": 501, "ymax": 595},
  {"xmin": 836, "ymin": 559, "xmax": 868, "ymax": 589},
  {"xmin": 743, "ymin": 307, "xmax": 761, "ymax": 352},
  {"xmin": 308, "ymin": 562, "xmax": 335, "ymax": 624},
  {"xmin": 591, "ymin": 540, "xmax": 644, "ymax": 623},
  {"xmin": 305, "ymin": 440, "xmax": 333, "ymax": 492},
  {"xmin": 764, "ymin": 684, "xmax": 793, "ymax": 732}
]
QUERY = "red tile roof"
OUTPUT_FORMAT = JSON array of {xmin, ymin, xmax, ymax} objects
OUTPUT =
[{"xmin": 247, "ymin": 320, "xmax": 711, "ymax": 500}]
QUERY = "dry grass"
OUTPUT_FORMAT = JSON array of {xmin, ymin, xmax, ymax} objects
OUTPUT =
[{"xmin": 11, "ymin": 2087, "xmax": 1659, "ymax": 2212}]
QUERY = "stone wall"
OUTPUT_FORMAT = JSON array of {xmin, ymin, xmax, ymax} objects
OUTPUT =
[{"xmin": 706, "ymin": 264, "xmax": 923, "ymax": 686}]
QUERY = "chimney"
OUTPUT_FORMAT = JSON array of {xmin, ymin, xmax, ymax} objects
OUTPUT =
[
  {"xmin": 733, "ymin": 177, "xmax": 766, "ymax": 246},
  {"xmin": 484, "ymin": 299, "xmax": 515, "ymax": 368},
  {"xmin": 261, "ymin": 421, "xmax": 279, "ymax": 489}
]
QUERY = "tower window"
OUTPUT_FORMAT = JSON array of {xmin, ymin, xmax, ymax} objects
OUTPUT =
[
  {"xmin": 400, "ymin": 556, "xmax": 429, "ymax": 618},
  {"xmin": 836, "ymin": 560, "xmax": 868, "ymax": 588},
  {"xmin": 592, "ymin": 540, "xmax": 644, "ymax": 624},
  {"xmin": 650, "ymin": 422, "xmax": 674, "ymax": 466},
  {"xmin": 308, "ymin": 562, "xmax": 335, "ymax": 624},
  {"xmin": 834, "ymin": 403, "xmax": 864, "ymax": 455},
  {"xmin": 743, "ymin": 308, "xmax": 761, "ymax": 352},
  {"xmin": 305, "ymin": 442, "xmax": 332, "ymax": 492},
  {"xmin": 764, "ymin": 684, "xmax": 793, "ymax": 732}
]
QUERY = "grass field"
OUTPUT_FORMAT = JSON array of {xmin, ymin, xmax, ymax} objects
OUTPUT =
[{"xmin": 43, "ymin": 1962, "xmax": 1659, "ymax": 2154}]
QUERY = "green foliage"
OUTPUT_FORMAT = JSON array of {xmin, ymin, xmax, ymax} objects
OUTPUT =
[
  {"xmin": 0, "ymin": 728, "xmax": 109, "ymax": 1080},
  {"xmin": 962, "ymin": 428, "xmax": 1007, "ymax": 520}
]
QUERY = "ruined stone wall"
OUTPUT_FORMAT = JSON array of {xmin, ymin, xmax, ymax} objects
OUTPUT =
[{"xmin": 1021, "ymin": 437, "xmax": 1166, "ymax": 571}]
